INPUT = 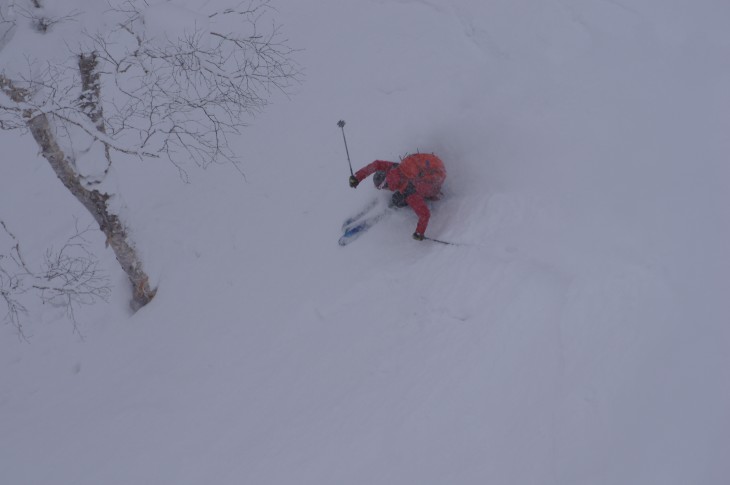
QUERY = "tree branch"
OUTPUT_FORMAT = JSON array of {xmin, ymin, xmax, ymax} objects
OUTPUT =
[{"xmin": 1, "ymin": 218, "xmax": 109, "ymax": 339}]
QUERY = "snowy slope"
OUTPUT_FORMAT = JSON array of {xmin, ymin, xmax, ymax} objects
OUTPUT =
[{"xmin": 1, "ymin": 0, "xmax": 729, "ymax": 484}]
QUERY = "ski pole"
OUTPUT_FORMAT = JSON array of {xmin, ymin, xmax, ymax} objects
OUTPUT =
[
  {"xmin": 424, "ymin": 236, "xmax": 458, "ymax": 246},
  {"xmin": 337, "ymin": 120, "xmax": 354, "ymax": 176}
]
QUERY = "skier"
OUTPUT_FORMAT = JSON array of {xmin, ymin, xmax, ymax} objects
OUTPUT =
[{"xmin": 349, "ymin": 153, "xmax": 446, "ymax": 240}]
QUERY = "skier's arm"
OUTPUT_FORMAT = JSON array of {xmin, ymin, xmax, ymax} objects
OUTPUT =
[
  {"xmin": 354, "ymin": 160, "xmax": 397, "ymax": 183},
  {"xmin": 406, "ymin": 194, "xmax": 430, "ymax": 236}
]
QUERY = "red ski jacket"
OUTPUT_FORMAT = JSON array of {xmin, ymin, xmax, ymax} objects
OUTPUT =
[{"xmin": 354, "ymin": 153, "xmax": 446, "ymax": 235}]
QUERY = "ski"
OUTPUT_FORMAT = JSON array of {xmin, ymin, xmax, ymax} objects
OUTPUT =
[
  {"xmin": 341, "ymin": 198, "xmax": 379, "ymax": 230},
  {"xmin": 339, "ymin": 208, "xmax": 388, "ymax": 246},
  {"xmin": 338, "ymin": 200, "xmax": 390, "ymax": 246}
]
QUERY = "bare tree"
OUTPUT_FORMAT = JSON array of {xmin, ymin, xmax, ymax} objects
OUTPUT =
[
  {"xmin": 1, "ymin": 219, "xmax": 111, "ymax": 340},
  {"xmin": 0, "ymin": 0, "xmax": 299, "ymax": 311}
]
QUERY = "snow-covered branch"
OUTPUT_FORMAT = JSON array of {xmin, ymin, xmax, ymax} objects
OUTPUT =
[
  {"xmin": 86, "ymin": 0, "xmax": 300, "ymax": 168},
  {"xmin": 0, "ymin": 3, "xmax": 16, "ymax": 49},
  {"xmin": 1, "ymin": 219, "xmax": 110, "ymax": 339},
  {"xmin": 2, "ymin": 0, "xmax": 299, "ymax": 170},
  {"xmin": 0, "ymin": 0, "xmax": 299, "ymax": 312}
]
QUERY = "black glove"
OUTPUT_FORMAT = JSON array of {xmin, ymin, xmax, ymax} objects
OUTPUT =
[
  {"xmin": 412, "ymin": 232, "xmax": 425, "ymax": 241},
  {"xmin": 349, "ymin": 175, "xmax": 359, "ymax": 188}
]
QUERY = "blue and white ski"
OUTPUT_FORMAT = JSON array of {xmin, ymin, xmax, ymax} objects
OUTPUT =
[
  {"xmin": 339, "ymin": 198, "xmax": 389, "ymax": 246},
  {"xmin": 341, "ymin": 198, "xmax": 379, "ymax": 230},
  {"xmin": 339, "ymin": 211, "xmax": 388, "ymax": 246}
]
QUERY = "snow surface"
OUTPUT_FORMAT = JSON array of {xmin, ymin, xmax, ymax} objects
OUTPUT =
[{"xmin": 1, "ymin": 0, "xmax": 729, "ymax": 484}]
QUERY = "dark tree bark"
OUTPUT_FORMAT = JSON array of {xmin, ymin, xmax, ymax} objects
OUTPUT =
[{"xmin": 78, "ymin": 52, "xmax": 111, "ymax": 183}]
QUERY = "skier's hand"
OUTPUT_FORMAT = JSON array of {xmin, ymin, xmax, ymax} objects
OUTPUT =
[
  {"xmin": 349, "ymin": 175, "xmax": 359, "ymax": 188},
  {"xmin": 412, "ymin": 232, "xmax": 425, "ymax": 241}
]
